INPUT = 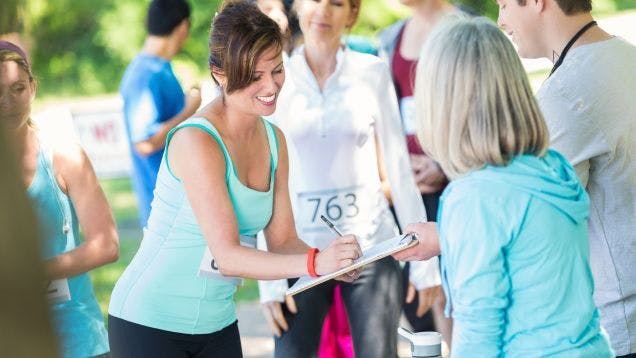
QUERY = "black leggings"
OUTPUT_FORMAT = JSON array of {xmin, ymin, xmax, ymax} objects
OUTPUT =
[{"xmin": 108, "ymin": 315, "xmax": 242, "ymax": 358}]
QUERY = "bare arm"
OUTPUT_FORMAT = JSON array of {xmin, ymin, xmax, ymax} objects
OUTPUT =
[
  {"xmin": 44, "ymin": 145, "xmax": 119, "ymax": 279},
  {"xmin": 135, "ymin": 88, "xmax": 202, "ymax": 156},
  {"xmin": 262, "ymin": 127, "xmax": 311, "ymax": 255},
  {"xmin": 169, "ymin": 125, "xmax": 360, "ymax": 280},
  {"xmin": 375, "ymin": 133, "xmax": 392, "ymax": 203}
]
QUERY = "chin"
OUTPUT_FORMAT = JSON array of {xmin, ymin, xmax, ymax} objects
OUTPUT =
[
  {"xmin": 260, "ymin": 106, "xmax": 277, "ymax": 117},
  {"xmin": 517, "ymin": 45, "xmax": 543, "ymax": 60}
]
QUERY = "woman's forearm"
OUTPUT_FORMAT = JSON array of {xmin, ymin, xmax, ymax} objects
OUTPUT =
[{"xmin": 43, "ymin": 234, "xmax": 119, "ymax": 279}]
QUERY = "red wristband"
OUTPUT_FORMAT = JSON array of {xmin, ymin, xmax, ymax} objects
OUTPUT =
[{"xmin": 307, "ymin": 248, "xmax": 320, "ymax": 278}]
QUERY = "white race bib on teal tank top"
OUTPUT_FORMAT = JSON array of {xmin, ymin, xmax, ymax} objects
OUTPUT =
[{"xmin": 198, "ymin": 235, "xmax": 257, "ymax": 285}]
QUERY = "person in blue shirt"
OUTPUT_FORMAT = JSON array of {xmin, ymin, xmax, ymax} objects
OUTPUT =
[
  {"xmin": 120, "ymin": 0, "xmax": 201, "ymax": 228},
  {"xmin": 393, "ymin": 17, "xmax": 613, "ymax": 356}
]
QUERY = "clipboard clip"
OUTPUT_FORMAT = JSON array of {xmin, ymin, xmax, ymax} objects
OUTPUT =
[{"xmin": 399, "ymin": 233, "xmax": 418, "ymax": 245}]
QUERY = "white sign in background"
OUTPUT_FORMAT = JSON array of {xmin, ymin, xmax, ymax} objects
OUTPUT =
[{"xmin": 33, "ymin": 106, "xmax": 132, "ymax": 179}]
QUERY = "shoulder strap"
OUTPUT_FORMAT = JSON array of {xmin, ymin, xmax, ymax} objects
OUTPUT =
[
  {"xmin": 37, "ymin": 139, "xmax": 73, "ymax": 242},
  {"xmin": 262, "ymin": 119, "xmax": 279, "ymax": 174},
  {"xmin": 165, "ymin": 118, "xmax": 232, "ymax": 181}
]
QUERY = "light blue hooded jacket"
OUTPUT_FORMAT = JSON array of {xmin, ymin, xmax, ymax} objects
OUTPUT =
[{"xmin": 438, "ymin": 149, "xmax": 613, "ymax": 357}]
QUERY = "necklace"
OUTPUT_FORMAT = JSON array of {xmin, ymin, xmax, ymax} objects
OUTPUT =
[{"xmin": 550, "ymin": 20, "xmax": 597, "ymax": 76}]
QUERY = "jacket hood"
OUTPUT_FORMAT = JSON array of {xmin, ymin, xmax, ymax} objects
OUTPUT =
[{"xmin": 468, "ymin": 149, "xmax": 589, "ymax": 224}]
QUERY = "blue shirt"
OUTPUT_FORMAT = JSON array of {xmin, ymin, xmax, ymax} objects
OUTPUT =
[
  {"xmin": 120, "ymin": 54, "xmax": 185, "ymax": 228},
  {"xmin": 439, "ymin": 150, "xmax": 613, "ymax": 357},
  {"xmin": 27, "ymin": 141, "xmax": 109, "ymax": 358}
]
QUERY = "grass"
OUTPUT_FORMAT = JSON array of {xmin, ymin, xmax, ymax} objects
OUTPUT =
[
  {"xmin": 90, "ymin": 177, "xmax": 259, "ymax": 321},
  {"xmin": 593, "ymin": 0, "xmax": 636, "ymax": 18}
]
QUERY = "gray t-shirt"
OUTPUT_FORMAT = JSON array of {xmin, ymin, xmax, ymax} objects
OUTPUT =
[{"xmin": 537, "ymin": 37, "xmax": 636, "ymax": 355}]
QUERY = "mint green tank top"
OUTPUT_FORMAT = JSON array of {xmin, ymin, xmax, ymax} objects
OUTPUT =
[{"xmin": 109, "ymin": 117, "xmax": 278, "ymax": 334}]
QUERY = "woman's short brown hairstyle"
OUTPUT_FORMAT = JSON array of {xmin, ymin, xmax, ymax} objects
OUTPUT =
[{"xmin": 208, "ymin": 0, "xmax": 284, "ymax": 94}]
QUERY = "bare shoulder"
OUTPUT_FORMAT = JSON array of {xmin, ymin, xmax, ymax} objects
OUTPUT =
[
  {"xmin": 46, "ymin": 139, "xmax": 95, "ymax": 193},
  {"xmin": 168, "ymin": 124, "xmax": 227, "ymax": 180}
]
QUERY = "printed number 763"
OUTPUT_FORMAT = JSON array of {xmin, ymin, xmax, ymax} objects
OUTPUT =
[{"xmin": 307, "ymin": 193, "xmax": 359, "ymax": 222}]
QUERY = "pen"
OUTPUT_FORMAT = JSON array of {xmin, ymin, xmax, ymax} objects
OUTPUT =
[{"xmin": 320, "ymin": 215, "xmax": 343, "ymax": 236}]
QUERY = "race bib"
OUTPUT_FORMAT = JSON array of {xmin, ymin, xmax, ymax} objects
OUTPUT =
[
  {"xmin": 46, "ymin": 279, "xmax": 71, "ymax": 304},
  {"xmin": 198, "ymin": 235, "xmax": 257, "ymax": 285},
  {"xmin": 399, "ymin": 96, "xmax": 416, "ymax": 135},
  {"xmin": 296, "ymin": 186, "xmax": 377, "ymax": 235}
]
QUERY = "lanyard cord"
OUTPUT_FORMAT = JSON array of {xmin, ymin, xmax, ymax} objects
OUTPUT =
[{"xmin": 550, "ymin": 20, "xmax": 597, "ymax": 76}]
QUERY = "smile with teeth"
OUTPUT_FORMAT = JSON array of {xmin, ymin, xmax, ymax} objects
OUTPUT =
[{"xmin": 257, "ymin": 94, "xmax": 276, "ymax": 103}]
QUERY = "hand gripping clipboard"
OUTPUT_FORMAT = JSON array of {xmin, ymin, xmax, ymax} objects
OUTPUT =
[{"xmin": 286, "ymin": 233, "xmax": 418, "ymax": 296}]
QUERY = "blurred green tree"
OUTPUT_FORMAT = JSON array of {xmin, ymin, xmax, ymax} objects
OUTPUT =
[
  {"xmin": 4, "ymin": 0, "xmax": 635, "ymax": 98},
  {"xmin": 0, "ymin": 0, "xmax": 23, "ymax": 34}
]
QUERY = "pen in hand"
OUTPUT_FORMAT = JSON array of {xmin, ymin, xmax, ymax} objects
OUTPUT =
[
  {"xmin": 320, "ymin": 215, "xmax": 343, "ymax": 236},
  {"xmin": 320, "ymin": 215, "xmax": 360, "ymax": 276}
]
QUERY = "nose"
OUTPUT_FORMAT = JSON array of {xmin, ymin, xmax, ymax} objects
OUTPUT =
[
  {"xmin": 315, "ymin": 0, "xmax": 331, "ymax": 16},
  {"xmin": 263, "ymin": 73, "xmax": 280, "ymax": 93}
]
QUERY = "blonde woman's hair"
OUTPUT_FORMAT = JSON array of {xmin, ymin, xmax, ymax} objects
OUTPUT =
[{"xmin": 414, "ymin": 17, "xmax": 548, "ymax": 179}]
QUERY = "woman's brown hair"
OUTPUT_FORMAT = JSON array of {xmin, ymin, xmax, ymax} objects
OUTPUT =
[{"xmin": 208, "ymin": 0, "xmax": 284, "ymax": 94}]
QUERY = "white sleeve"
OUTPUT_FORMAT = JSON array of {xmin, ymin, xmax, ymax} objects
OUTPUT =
[
  {"xmin": 256, "ymin": 232, "xmax": 288, "ymax": 303},
  {"xmin": 410, "ymin": 258, "xmax": 442, "ymax": 290},
  {"xmin": 373, "ymin": 64, "xmax": 428, "ymax": 227},
  {"xmin": 373, "ymin": 63, "xmax": 441, "ymax": 288}
]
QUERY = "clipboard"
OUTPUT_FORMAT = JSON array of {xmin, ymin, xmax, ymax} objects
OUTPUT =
[{"xmin": 286, "ymin": 233, "xmax": 418, "ymax": 296}]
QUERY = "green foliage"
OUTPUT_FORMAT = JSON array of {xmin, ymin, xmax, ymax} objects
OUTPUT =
[
  {"xmin": 353, "ymin": 0, "xmax": 409, "ymax": 36},
  {"xmin": 8, "ymin": 0, "xmax": 636, "ymax": 98},
  {"xmin": 455, "ymin": 0, "xmax": 499, "ymax": 19},
  {"xmin": 0, "ymin": 0, "xmax": 22, "ymax": 33},
  {"xmin": 18, "ymin": 0, "xmax": 221, "ymax": 98}
]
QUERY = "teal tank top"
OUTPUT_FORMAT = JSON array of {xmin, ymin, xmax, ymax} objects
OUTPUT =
[
  {"xmin": 109, "ymin": 117, "xmax": 279, "ymax": 334},
  {"xmin": 26, "ymin": 140, "xmax": 109, "ymax": 358}
]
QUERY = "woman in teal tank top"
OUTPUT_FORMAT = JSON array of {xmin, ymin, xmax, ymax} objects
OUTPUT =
[
  {"xmin": 108, "ymin": 3, "xmax": 362, "ymax": 357},
  {"xmin": 1, "ymin": 42, "xmax": 119, "ymax": 357}
]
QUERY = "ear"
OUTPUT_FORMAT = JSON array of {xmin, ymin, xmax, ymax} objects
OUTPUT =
[
  {"xmin": 210, "ymin": 67, "xmax": 227, "ymax": 89},
  {"xmin": 533, "ymin": 0, "xmax": 546, "ymax": 14},
  {"xmin": 176, "ymin": 19, "xmax": 190, "ymax": 37}
]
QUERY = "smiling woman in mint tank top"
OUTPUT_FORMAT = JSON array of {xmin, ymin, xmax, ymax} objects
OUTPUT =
[
  {"xmin": 1, "ymin": 41, "xmax": 119, "ymax": 358},
  {"xmin": 107, "ymin": 1, "xmax": 362, "ymax": 357}
]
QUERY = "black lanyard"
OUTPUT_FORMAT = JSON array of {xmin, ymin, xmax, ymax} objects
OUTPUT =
[{"xmin": 549, "ymin": 20, "xmax": 597, "ymax": 76}]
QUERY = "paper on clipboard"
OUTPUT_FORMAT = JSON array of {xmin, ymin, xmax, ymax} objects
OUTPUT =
[{"xmin": 286, "ymin": 233, "xmax": 418, "ymax": 296}]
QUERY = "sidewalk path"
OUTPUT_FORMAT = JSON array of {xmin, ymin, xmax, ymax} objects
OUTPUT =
[{"xmin": 237, "ymin": 301, "xmax": 415, "ymax": 358}]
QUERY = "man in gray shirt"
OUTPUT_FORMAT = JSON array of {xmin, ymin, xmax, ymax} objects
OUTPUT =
[{"xmin": 497, "ymin": 0, "xmax": 636, "ymax": 355}]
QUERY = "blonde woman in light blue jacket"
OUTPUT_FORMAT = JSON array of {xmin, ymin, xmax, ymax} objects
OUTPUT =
[{"xmin": 394, "ymin": 17, "xmax": 613, "ymax": 357}]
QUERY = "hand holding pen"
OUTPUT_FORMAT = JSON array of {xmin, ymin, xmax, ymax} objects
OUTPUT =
[{"xmin": 319, "ymin": 215, "xmax": 362, "ymax": 281}]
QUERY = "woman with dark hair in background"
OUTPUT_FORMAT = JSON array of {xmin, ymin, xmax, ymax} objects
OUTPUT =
[{"xmin": 107, "ymin": 2, "xmax": 361, "ymax": 356}]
